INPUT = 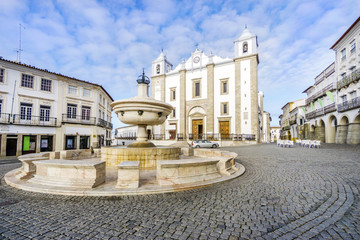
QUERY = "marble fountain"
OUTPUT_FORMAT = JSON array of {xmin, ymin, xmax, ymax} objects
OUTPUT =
[{"xmin": 5, "ymin": 71, "xmax": 245, "ymax": 196}]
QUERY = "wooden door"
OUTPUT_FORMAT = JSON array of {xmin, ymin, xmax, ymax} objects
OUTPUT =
[
  {"xmin": 220, "ymin": 121, "xmax": 230, "ymax": 139},
  {"xmin": 192, "ymin": 119, "xmax": 203, "ymax": 140}
]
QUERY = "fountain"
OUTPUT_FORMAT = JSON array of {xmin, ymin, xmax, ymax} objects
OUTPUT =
[
  {"xmin": 5, "ymin": 70, "xmax": 244, "ymax": 196},
  {"xmin": 101, "ymin": 71, "xmax": 180, "ymax": 169}
]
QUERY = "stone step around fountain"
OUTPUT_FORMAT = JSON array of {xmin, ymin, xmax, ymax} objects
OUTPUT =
[{"xmin": 29, "ymin": 159, "xmax": 106, "ymax": 189}]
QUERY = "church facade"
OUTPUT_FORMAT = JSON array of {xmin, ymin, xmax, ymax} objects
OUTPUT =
[{"xmin": 151, "ymin": 28, "xmax": 265, "ymax": 142}]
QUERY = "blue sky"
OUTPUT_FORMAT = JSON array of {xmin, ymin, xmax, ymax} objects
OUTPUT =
[{"xmin": 0, "ymin": 0, "xmax": 359, "ymax": 129}]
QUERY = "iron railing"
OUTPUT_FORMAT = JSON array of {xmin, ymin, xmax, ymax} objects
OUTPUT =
[
  {"xmin": 338, "ymin": 97, "xmax": 360, "ymax": 112},
  {"xmin": 337, "ymin": 68, "xmax": 360, "ymax": 89},
  {"xmin": 62, "ymin": 114, "xmax": 96, "ymax": 125},
  {"xmin": 97, "ymin": 118, "xmax": 113, "ymax": 129},
  {"xmin": 12, "ymin": 114, "xmax": 57, "ymax": 126},
  {"xmin": 0, "ymin": 113, "xmax": 12, "ymax": 124}
]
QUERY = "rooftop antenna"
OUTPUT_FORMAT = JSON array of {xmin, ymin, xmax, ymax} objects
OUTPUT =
[{"xmin": 17, "ymin": 23, "xmax": 25, "ymax": 63}]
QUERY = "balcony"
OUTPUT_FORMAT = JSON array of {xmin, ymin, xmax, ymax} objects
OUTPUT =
[
  {"xmin": 97, "ymin": 118, "xmax": 113, "ymax": 129},
  {"xmin": 338, "ymin": 97, "xmax": 360, "ymax": 112},
  {"xmin": 62, "ymin": 114, "xmax": 96, "ymax": 125},
  {"xmin": 305, "ymin": 83, "xmax": 335, "ymax": 105},
  {"xmin": 337, "ymin": 68, "xmax": 360, "ymax": 89},
  {"xmin": 0, "ymin": 113, "xmax": 12, "ymax": 124},
  {"xmin": 324, "ymin": 103, "xmax": 336, "ymax": 114},
  {"xmin": 12, "ymin": 114, "xmax": 58, "ymax": 127},
  {"xmin": 289, "ymin": 120, "xmax": 296, "ymax": 125}
]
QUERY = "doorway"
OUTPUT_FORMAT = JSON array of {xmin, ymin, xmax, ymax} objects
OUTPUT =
[
  {"xmin": 192, "ymin": 119, "xmax": 203, "ymax": 140},
  {"xmin": 219, "ymin": 121, "xmax": 230, "ymax": 139},
  {"xmin": 6, "ymin": 138, "xmax": 17, "ymax": 156}
]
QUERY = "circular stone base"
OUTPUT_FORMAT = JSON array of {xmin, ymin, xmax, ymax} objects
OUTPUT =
[
  {"xmin": 101, "ymin": 146, "xmax": 181, "ymax": 169},
  {"xmin": 128, "ymin": 141, "xmax": 156, "ymax": 148}
]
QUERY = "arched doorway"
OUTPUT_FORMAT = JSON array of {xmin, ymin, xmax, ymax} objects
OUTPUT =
[
  {"xmin": 336, "ymin": 116, "xmax": 349, "ymax": 144},
  {"xmin": 316, "ymin": 119, "xmax": 325, "ymax": 142},
  {"xmin": 327, "ymin": 115, "xmax": 337, "ymax": 143},
  {"xmin": 347, "ymin": 115, "xmax": 360, "ymax": 144},
  {"xmin": 188, "ymin": 106, "xmax": 206, "ymax": 140},
  {"xmin": 310, "ymin": 125, "xmax": 315, "ymax": 140}
]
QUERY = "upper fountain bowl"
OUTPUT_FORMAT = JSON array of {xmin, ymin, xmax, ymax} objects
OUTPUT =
[{"xmin": 111, "ymin": 95, "xmax": 173, "ymax": 126}]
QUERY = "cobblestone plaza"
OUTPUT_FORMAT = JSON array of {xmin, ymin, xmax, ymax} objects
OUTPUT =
[{"xmin": 1, "ymin": 144, "xmax": 360, "ymax": 239}]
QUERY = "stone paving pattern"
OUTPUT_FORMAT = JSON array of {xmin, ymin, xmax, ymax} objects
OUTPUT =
[{"xmin": 0, "ymin": 144, "xmax": 360, "ymax": 239}]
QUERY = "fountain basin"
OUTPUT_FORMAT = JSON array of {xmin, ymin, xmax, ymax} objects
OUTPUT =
[{"xmin": 101, "ymin": 146, "xmax": 180, "ymax": 169}]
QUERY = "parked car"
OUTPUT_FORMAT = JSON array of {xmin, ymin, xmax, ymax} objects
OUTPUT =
[{"xmin": 192, "ymin": 140, "xmax": 219, "ymax": 148}]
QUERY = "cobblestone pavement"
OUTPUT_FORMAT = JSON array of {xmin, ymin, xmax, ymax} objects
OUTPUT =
[{"xmin": 1, "ymin": 144, "xmax": 360, "ymax": 240}]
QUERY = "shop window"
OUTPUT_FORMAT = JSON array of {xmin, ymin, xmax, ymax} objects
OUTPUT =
[
  {"xmin": 40, "ymin": 136, "xmax": 53, "ymax": 152},
  {"xmin": 80, "ymin": 136, "xmax": 90, "ymax": 149},
  {"xmin": 22, "ymin": 135, "xmax": 36, "ymax": 154},
  {"xmin": 65, "ymin": 136, "xmax": 76, "ymax": 150}
]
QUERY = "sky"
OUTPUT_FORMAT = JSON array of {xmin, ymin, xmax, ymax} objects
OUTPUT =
[{"xmin": 0, "ymin": 0, "xmax": 359, "ymax": 129}]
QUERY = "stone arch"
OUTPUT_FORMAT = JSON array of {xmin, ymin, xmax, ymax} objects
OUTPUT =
[
  {"xmin": 336, "ymin": 115, "xmax": 349, "ymax": 144},
  {"xmin": 187, "ymin": 106, "xmax": 206, "ymax": 140},
  {"xmin": 316, "ymin": 119, "xmax": 326, "ymax": 142},
  {"xmin": 310, "ymin": 124, "xmax": 316, "ymax": 140},
  {"xmin": 347, "ymin": 114, "xmax": 360, "ymax": 144},
  {"xmin": 327, "ymin": 115, "xmax": 337, "ymax": 143}
]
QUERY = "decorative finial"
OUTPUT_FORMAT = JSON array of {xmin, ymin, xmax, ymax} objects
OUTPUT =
[
  {"xmin": 195, "ymin": 43, "xmax": 199, "ymax": 50},
  {"xmin": 245, "ymin": 24, "xmax": 247, "ymax": 29},
  {"xmin": 136, "ymin": 69, "xmax": 150, "ymax": 85}
]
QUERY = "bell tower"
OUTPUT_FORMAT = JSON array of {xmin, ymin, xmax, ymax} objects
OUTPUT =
[
  {"xmin": 152, "ymin": 50, "xmax": 173, "ymax": 77},
  {"xmin": 234, "ymin": 27, "xmax": 258, "ymax": 58}
]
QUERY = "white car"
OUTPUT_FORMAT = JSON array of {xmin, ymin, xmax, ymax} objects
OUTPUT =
[{"xmin": 192, "ymin": 140, "xmax": 219, "ymax": 148}]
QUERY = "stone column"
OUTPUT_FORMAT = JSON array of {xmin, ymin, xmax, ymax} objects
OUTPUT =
[
  {"xmin": 36, "ymin": 135, "xmax": 41, "ymax": 153},
  {"xmin": 335, "ymin": 124, "xmax": 348, "ymax": 144},
  {"xmin": 249, "ymin": 56, "xmax": 259, "ymax": 142},
  {"xmin": 16, "ymin": 134, "xmax": 22, "ymax": 156},
  {"xmin": 0, "ymin": 134, "xmax": 6, "ymax": 157},
  {"xmin": 346, "ymin": 123, "xmax": 360, "ymax": 144},
  {"xmin": 206, "ymin": 63, "xmax": 215, "ymax": 133},
  {"xmin": 234, "ymin": 59, "xmax": 242, "ymax": 134},
  {"xmin": 315, "ymin": 125, "xmax": 325, "ymax": 142},
  {"xmin": 179, "ymin": 69, "xmax": 186, "ymax": 138},
  {"xmin": 76, "ymin": 135, "xmax": 80, "ymax": 149}
]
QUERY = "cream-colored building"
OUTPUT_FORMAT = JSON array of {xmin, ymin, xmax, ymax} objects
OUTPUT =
[
  {"xmin": 151, "ymin": 28, "xmax": 266, "ymax": 143},
  {"xmin": 302, "ymin": 16, "xmax": 360, "ymax": 144},
  {"xmin": 0, "ymin": 58, "xmax": 113, "ymax": 156},
  {"xmin": 279, "ymin": 99, "xmax": 305, "ymax": 140}
]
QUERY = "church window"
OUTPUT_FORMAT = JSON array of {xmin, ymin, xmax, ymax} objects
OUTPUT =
[
  {"xmin": 170, "ymin": 88, "xmax": 176, "ymax": 101},
  {"xmin": 221, "ymin": 102, "xmax": 228, "ymax": 115},
  {"xmin": 193, "ymin": 79, "xmax": 201, "ymax": 98},
  {"xmin": 220, "ymin": 79, "xmax": 228, "ymax": 95},
  {"xmin": 171, "ymin": 108, "xmax": 176, "ymax": 118},
  {"xmin": 243, "ymin": 42, "xmax": 248, "ymax": 53},
  {"xmin": 156, "ymin": 64, "xmax": 160, "ymax": 74}
]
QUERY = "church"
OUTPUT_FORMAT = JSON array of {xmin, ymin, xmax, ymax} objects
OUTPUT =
[{"xmin": 150, "ymin": 28, "xmax": 267, "ymax": 143}]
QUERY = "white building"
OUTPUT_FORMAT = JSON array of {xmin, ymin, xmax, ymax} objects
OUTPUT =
[
  {"xmin": 151, "ymin": 28, "xmax": 266, "ymax": 143},
  {"xmin": 302, "ymin": 16, "xmax": 360, "ymax": 144},
  {"xmin": 0, "ymin": 58, "xmax": 113, "ymax": 156}
]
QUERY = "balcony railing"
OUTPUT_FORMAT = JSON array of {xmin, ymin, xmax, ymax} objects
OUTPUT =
[
  {"xmin": 97, "ymin": 118, "xmax": 113, "ymax": 129},
  {"xmin": 12, "ymin": 114, "xmax": 58, "ymax": 126},
  {"xmin": 0, "ymin": 113, "xmax": 12, "ymax": 124},
  {"xmin": 289, "ymin": 120, "xmax": 296, "ymax": 125},
  {"xmin": 62, "ymin": 114, "xmax": 96, "ymax": 125},
  {"xmin": 337, "ymin": 68, "xmax": 360, "ymax": 89},
  {"xmin": 324, "ymin": 103, "xmax": 336, "ymax": 114},
  {"xmin": 305, "ymin": 83, "xmax": 335, "ymax": 105},
  {"xmin": 338, "ymin": 97, "xmax": 360, "ymax": 112}
]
